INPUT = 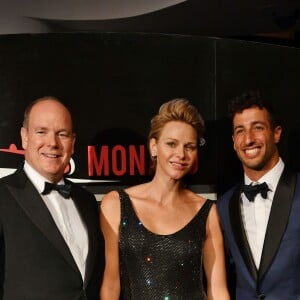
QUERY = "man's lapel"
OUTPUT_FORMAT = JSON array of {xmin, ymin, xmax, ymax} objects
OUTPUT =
[
  {"xmin": 8, "ymin": 169, "xmax": 79, "ymax": 274},
  {"xmin": 70, "ymin": 181, "xmax": 101, "ymax": 286},
  {"xmin": 259, "ymin": 169, "xmax": 296, "ymax": 281},
  {"xmin": 229, "ymin": 185, "xmax": 258, "ymax": 280}
]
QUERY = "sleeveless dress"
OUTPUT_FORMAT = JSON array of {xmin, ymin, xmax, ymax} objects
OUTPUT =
[{"xmin": 118, "ymin": 190, "xmax": 214, "ymax": 300}]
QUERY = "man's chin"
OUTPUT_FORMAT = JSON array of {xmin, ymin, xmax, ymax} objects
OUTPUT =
[
  {"xmin": 244, "ymin": 162, "xmax": 265, "ymax": 171},
  {"xmin": 42, "ymin": 169, "xmax": 65, "ymax": 181}
]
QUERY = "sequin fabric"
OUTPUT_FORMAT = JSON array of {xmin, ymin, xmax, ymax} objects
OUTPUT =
[{"xmin": 118, "ymin": 190, "xmax": 214, "ymax": 300}]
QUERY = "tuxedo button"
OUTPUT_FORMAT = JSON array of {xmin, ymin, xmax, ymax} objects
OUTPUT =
[{"xmin": 257, "ymin": 294, "xmax": 265, "ymax": 299}]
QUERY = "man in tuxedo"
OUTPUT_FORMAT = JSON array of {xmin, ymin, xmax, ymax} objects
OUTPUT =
[
  {"xmin": 217, "ymin": 91, "xmax": 300, "ymax": 299},
  {"xmin": 0, "ymin": 97, "xmax": 104, "ymax": 300}
]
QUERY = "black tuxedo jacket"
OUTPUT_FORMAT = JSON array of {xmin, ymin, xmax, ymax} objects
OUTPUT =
[{"xmin": 0, "ymin": 168, "xmax": 104, "ymax": 300}]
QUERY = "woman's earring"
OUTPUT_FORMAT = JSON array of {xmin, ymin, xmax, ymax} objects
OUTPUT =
[{"xmin": 199, "ymin": 138, "xmax": 206, "ymax": 147}]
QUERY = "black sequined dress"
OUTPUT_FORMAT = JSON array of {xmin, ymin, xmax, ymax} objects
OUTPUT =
[{"xmin": 118, "ymin": 190, "xmax": 214, "ymax": 300}]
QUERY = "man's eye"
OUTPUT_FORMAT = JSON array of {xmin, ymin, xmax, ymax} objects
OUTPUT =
[
  {"xmin": 235, "ymin": 129, "xmax": 243, "ymax": 135},
  {"xmin": 58, "ymin": 132, "xmax": 69, "ymax": 138},
  {"xmin": 36, "ymin": 130, "xmax": 46, "ymax": 135},
  {"xmin": 254, "ymin": 126, "xmax": 264, "ymax": 131}
]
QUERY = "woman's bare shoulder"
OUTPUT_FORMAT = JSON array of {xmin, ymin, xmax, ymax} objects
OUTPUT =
[
  {"xmin": 124, "ymin": 183, "xmax": 150, "ymax": 199},
  {"xmin": 185, "ymin": 189, "xmax": 207, "ymax": 204},
  {"xmin": 100, "ymin": 190, "xmax": 121, "ymax": 210}
]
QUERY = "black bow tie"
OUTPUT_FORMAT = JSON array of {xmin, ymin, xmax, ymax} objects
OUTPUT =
[
  {"xmin": 42, "ymin": 182, "xmax": 72, "ymax": 199},
  {"xmin": 242, "ymin": 182, "xmax": 270, "ymax": 202}
]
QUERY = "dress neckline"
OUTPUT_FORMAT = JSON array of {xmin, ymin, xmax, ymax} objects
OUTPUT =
[{"xmin": 121, "ymin": 190, "xmax": 212, "ymax": 237}]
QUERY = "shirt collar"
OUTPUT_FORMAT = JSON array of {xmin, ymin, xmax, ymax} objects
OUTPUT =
[{"xmin": 23, "ymin": 161, "xmax": 64, "ymax": 193}]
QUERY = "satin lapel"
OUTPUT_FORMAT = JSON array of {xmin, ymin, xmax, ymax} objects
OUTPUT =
[
  {"xmin": 70, "ymin": 184, "xmax": 99, "ymax": 286},
  {"xmin": 229, "ymin": 185, "xmax": 258, "ymax": 280},
  {"xmin": 8, "ymin": 170, "xmax": 79, "ymax": 274},
  {"xmin": 259, "ymin": 169, "xmax": 296, "ymax": 281}
]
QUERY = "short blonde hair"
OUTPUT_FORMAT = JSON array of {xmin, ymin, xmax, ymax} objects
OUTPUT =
[
  {"xmin": 148, "ymin": 98, "xmax": 205, "ymax": 142},
  {"xmin": 148, "ymin": 98, "xmax": 205, "ymax": 174}
]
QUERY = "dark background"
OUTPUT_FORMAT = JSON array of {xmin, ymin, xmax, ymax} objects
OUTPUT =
[{"xmin": 0, "ymin": 33, "xmax": 299, "ymax": 196}]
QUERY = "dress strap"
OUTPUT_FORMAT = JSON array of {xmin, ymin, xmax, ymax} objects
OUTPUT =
[{"xmin": 118, "ymin": 189, "xmax": 140, "ymax": 227}]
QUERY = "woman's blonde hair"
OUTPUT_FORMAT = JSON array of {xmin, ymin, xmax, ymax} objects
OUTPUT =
[
  {"xmin": 149, "ymin": 98, "xmax": 204, "ymax": 141},
  {"xmin": 148, "ymin": 98, "xmax": 205, "ymax": 173}
]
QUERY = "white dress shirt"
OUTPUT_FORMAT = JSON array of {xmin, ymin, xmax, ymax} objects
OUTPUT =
[
  {"xmin": 241, "ymin": 158, "xmax": 284, "ymax": 268},
  {"xmin": 24, "ymin": 162, "xmax": 89, "ymax": 280}
]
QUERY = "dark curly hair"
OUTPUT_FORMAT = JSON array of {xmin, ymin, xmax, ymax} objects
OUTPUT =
[{"xmin": 228, "ymin": 90, "xmax": 278, "ymax": 130}]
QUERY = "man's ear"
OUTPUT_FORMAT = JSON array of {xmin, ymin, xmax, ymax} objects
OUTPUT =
[
  {"xmin": 20, "ymin": 127, "xmax": 28, "ymax": 150},
  {"xmin": 274, "ymin": 125, "xmax": 282, "ymax": 144},
  {"xmin": 232, "ymin": 135, "xmax": 237, "ymax": 151},
  {"xmin": 71, "ymin": 133, "xmax": 76, "ymax": 155}
]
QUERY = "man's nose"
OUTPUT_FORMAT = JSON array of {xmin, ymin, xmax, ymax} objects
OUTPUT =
[
  {"xmin": 47, "ymin": 133, "xmax": 59, "ymax": 146},
  {"xmin": 244, "ymin": 130, "xmax": 255, "ymax": 144}
]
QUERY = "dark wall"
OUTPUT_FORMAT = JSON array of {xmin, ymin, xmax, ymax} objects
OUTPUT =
[
  {"xmin": 215, "ymin": 38, "xmax": 300, "ymax": 194},
  {"xmin": 0, "ymin": 33, "xmax": 299, "ymax": 195}
]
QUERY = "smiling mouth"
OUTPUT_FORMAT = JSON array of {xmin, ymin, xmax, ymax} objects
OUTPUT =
[
  {"xmin": 170, "ymin": 161, "xmax": 188, "ymax": 168},
  {"xmin": 244, "ymin": 147, "xmax": 260, "ymax": 157},
  {"xmin": 43, "ymin": 153, "xmax": 60, "ymax": 158}
]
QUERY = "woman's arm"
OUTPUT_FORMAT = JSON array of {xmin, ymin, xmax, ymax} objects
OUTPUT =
[
  {"xmin": 203, "ymin": 203, "xmax": 230, "ymax": 300},
  {"xmin": 99, "ymin": 191, "xmax": 121, "ymax": 300}
]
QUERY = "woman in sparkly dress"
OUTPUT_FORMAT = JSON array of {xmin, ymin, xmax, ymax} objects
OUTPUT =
[{"xmin": 100, "ymin": 99, "xmax": 230, "ymax": 299}]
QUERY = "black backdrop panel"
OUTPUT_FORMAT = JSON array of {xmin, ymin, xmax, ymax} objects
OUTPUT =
[
  {"xmin": 0, "ymin": 33, "xmax": 299, "ymax": 195},
  {"xmin": 0, "ymin": 33, "xmax": 216, "ymax": 194},
  {"xmin": 215, "ymin": 39, "xmax": 300, "ymax": 194}
]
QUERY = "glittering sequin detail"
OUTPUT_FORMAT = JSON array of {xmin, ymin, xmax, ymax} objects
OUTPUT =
[{"xmin": 118, "ymin": 190, "xmax": 214, "ymax": 300}]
